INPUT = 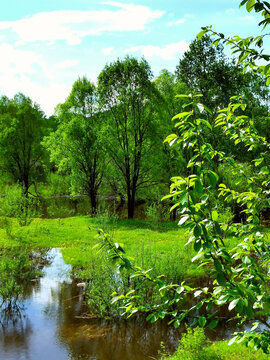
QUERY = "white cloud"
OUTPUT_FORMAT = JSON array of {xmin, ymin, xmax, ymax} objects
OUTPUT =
[
  {"xmin": 167, "ymin": 18, "xmax": 185, "ymax": 27},
  {"xmin": 0, "ymin": 43, "xmax": 72, "ymax": 115},
  {"xmin": 239, "ymin": 15, "xmax": 255, "ymax": 21},
  {"xmin": 102, "ymin": 46, "xmax": 114, "ymax": 55},
  {"xmin": 124, "ymin": 40, "xmax": 189, "ymax": 60},
  {"xmin": 0, "ymin": 72, "xmax": 70, "ymax": 115},
  {"xmin": 0, "ymin": 3, "xmax": 163, "ymax": 45},
  {"xmin": 55, "ymin": 59, "xmax": 80, "ymax": 69},
  {"xmin": 0, "ymin": 43, "xmax": 48, "ymax": 76}
]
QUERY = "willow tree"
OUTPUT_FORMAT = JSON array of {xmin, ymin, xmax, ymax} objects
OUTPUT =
[
  {"xmin": 98, "ymin": 56, "xmax": 161, "ymax": 219},
  {"xmin": 44, "ymin": 77, "xmax": 105, "ymax": 215}
]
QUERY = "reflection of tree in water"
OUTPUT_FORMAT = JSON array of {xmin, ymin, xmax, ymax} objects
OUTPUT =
[
  {"xmin": 44, "ymin": 271, "xmax": 239, "ymax": 360},
  {"xmin": 0, "ymin": 248, "xmax": 51, "ymax": 359},
  {"xmin": 44, "ymin": 278, "xmax": 183, "ymax": 360},
  {"xmin": 0, "ymin": 308, "xmax": 33, "ymax": 359},
  {"xmin": 0, "ymin": 248, "xmax": 51, "ymax": 311}
]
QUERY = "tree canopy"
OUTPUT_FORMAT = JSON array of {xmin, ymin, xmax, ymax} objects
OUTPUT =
[
  {"xmin": 98, "ymin": 56, "xmax": 161, "ymax": 218},
  {"xmin": 0, "ymin": 93, "xmax": 47, "ymax": 196},
  {"xmin": 44, "ymin": 77, "xmax": 105, "ymax": 214}
]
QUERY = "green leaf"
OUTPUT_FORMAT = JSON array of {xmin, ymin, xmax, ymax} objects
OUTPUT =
[
  {"xmin": 214, "ymin": 259, "xmax": 222, "ymax": 272},
  {"xmin": 207, "ymin": 171, "xmax": 219, "ymax": 187},
  {"xmin": 197, "ymin": 29, "xmax": 207, "ymax": 40},
  {"xmin": 192, "ymin": 252, "xmax": 204, "ymax": 262},
  {"xmin": 198, "ymin": 316, "xmax": 207, "ymax": 327},
  {"xmin": 194, "ymin": 240, "xmax": 202, "ymax": 252},
  {"xmin": 228, "ymin": 336, "xmax": 238, "ymax": 346},
  {"xmin": 175, "ymin": 94, "xmax": 190, "ymax": 98},
  {"xmin": 229, "ymin": 299, "xmax": 240, "ymax": 311},
  {"xmin": 195, "ymin": 179, "xmax": 204, "ymax": 194},
  {"xmin": 217, "ymin": 272, "xmax": 226, "ymax": 285},
  {"xmin": 212, "ymin": 211, "xmax": 218, "ymax": 221},
  {"xmin": 200, "ymin": 119, "xmax": 212, "ymax": 130},
  {"xmin": 246, "ymin": 0, "xmax": 255, "ymax": 12},
  {"xmin": 193, "ymin": 224, "xmax": 201, "ymax": 237},
  {"xmin": 209, "ymin": 319, "xmax": 219, "ymax": 329},
  {"xmin": 176, "ymin": 286, "xmax": 185, "ymax": 294},
  {"xmin": 178, "ymin": 215, "xmax": 190, "ymax": 225},
  {"xmin": 179, "ymin": 191, "xmax": 188, "ymax": 205}
]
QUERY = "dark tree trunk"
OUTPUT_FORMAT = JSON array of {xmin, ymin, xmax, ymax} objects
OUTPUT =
[
  {"xmin": 127, "ymin": 185, "xmax": 136, "ymax": 219},
  {"xmin": 89, "ymin": 191, "xmax": 98, "ymax": 216},
  {"xmin": 127, "ymin": 196, "xmax": 135, "ymax": 219}
]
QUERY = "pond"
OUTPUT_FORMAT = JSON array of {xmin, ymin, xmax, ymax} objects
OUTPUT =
[{"xmin": 0, "ymin": 249, "xmax": 240, "ymax": 360}]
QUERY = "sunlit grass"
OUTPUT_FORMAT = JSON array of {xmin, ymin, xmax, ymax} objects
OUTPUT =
[{"xmin": 0, "ymin": 216, "xmax": 269, "ymax": 283}]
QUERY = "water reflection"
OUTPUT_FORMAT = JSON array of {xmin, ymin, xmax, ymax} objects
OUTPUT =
[
  {"xmin": 0, "ymin": 249, "xmax": 184, "ymax": 360},
  {"xmin": 0, "ymin": 248, "xmax": 239, "ymax": 360}
]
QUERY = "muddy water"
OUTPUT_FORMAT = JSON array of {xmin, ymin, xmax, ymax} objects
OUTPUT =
[{"xmin": 0, "ymin": 249, "xmax": 241, "ymax": 360}]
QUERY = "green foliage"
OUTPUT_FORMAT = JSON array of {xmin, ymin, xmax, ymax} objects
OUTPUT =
[
  {"xmin": 197, "ymin": 1, "xmax": 270, "ymax": 85},
  {"xmin": 164, "ymin": 327, "xmax": 269, "ymax": 360},
  {"xmin": 98, "ymin": 56, "xmax": 162, "ymax": 219},
  {"xmin": 146, "ymin": 200, "xmax": 170, "ymax": 222},
  {"xmin": 44, "ymin": 77, "xmax": 105, "ymax": 215},
  {"xmin": 76, "ymin": 256, "xmax": 130, "ymax": 318},
  {"xmin": 0, "ymin": 93, "xmax": 48, "ymax": 195},
  {"xmin": 0, "ymin": 184, "xmax": 38, "ymax": 226},
  {"xmin": 176, "ymin": 36, "xmax": 245, "ymax": 115},
  {"xmin": 95, "ymin": 58, "xmax": 270, "ymax": 355},
  {"xmin": 39, "ymin": 172, "xmax": 71, "ymax": 197},
  {"xmin": 0, "ymin": 248, "xmax": 41, "ymax": 311},
  {"xmin": 165, "ymin": 327, "xmax": 215, "ymax": 360}
]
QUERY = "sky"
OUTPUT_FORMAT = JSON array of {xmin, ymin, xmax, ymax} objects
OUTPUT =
[{"xmin": 0, "ymin": 0, "xmax": 267, "ymax": 115}]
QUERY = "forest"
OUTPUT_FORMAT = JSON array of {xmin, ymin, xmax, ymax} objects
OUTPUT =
[{"xmin": 0, "ymin": 0, "xmax": 270, "ymax": 359}]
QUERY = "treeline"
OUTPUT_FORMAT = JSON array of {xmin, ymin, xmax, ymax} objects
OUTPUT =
[{"xmin": 0, "ymin": 36, "xmax": 269, "ymax": 219}]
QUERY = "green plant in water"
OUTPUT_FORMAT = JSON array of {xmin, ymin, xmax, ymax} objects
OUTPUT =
[{"xmin": 0, "ymin": 248, "xmax": 41, "ymax": 312}]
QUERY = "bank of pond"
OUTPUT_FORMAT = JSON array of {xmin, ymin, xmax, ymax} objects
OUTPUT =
[{"xmin": 0, "ymin": 217, "xmax": 269, "ymax": 359}]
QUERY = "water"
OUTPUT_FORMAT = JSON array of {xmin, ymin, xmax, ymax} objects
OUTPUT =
[
  {"xmin": 1, "ymin": 248, "xmax": 250, "ymax": 360},
  {"xmin": 0, "ymin": 249, "xmax": 183, "ymax": 360}
]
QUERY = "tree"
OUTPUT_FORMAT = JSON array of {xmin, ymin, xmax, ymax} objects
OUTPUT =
[
  {"xmin": 176, "ymin": 36, "xmax": 246, "ymax": 115},
  {"xmin": 44, "ymin": 77, "xmax": 105, "ymax": 215},
  {"xmin": 0, "ymin": 93, "xmax": 47, "ymax": 196},
  {"xmin": 96, "ymin": 0, "xmax": 270, "ymax": 354},
  {"xmin": 98, "ymin": 56, "xmax": 161, "ymax": 219},
  {"xmin": 176, "ymin": 35, "xmax": 270, "ymax": 158}
]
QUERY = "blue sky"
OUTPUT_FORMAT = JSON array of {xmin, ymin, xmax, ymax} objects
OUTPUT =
[{"xmin": 0, "ymin": 0, "xmax": 266, "ymax": 115}]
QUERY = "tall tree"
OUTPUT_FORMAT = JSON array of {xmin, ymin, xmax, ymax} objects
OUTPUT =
[
  {"xmin": 176, "ymin": 36, "xmax": 246, "ymax": 115},
  {"xmin": 0, "ymin": 93, "xmax": 47, "ymax": 196},
  {"xmin": 98, "ymin": 56, "xmax": 160, "ymax": 219},
  {"xmin": 154, "ymin": 70, "xmax": 189, "ymax": 180},
  {"xmin": 44, "ymin": 77, "xmax": 105, "ymax": 215},
  {"xmin": 176, "ymin": 36, "xmax": 269, "ymax": 156}
]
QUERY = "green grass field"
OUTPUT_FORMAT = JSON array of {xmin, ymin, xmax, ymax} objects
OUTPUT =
[
  {"xmin": 0, "ymin": 216, "xmax": 203, "ymax": 281},
  {"xmin": 0, "ymin": 215, "xmax": 269, "ymax": 283}
]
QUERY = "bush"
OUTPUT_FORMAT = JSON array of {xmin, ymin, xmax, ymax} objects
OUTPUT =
[
  {"xmin": 164, "ymin": 327, "xmax": 269, "ymax": 360},
  {"xmin": 0, "ymin": 184, "xmax": 38, "ymax": 226},
  {"xmin": 75, "ymin": 255, "xmax": 129, "ymax": 318},
  {"xmin": 165, "ymin": 327, "xmax": 216, "ymax": 360}
]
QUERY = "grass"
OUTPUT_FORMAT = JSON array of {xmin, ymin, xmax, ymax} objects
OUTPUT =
[
  {"xmin": 0, "ymin": 215, "xmax": 269, "ymax": 283},
  {"xmin": 0, "ymin": 216, "xmax": 204, "ymax": 282}
]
